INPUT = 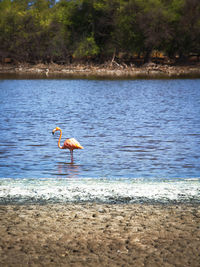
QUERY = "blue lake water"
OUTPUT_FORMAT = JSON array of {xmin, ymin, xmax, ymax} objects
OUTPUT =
[{"xmin": 0, "ymin": 78, "xmax": 200, "ymax": 204}]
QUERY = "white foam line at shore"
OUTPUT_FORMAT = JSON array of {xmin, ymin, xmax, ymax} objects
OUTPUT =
[{"xmin": 0, "ymin": 178, "xmax": 200, "ymax": 204}]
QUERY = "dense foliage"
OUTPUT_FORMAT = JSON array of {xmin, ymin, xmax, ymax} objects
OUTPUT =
[{"xmin": 0, "ymin": 0, "xmax": 200, "ymax": 64}]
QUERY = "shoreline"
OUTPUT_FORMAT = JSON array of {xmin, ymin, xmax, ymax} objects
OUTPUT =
[
  {"xmin": 0, "ymin": 203, "xmax": 200, "ymax": 266},
  {"xmin": 1, "ymin": 62, "xmax": 200, "ymax": 79}
]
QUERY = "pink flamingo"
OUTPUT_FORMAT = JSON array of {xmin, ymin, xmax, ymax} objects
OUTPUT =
[{"xmin": 52, "ymin": 127, "xmax": 83, "ymax": 163}]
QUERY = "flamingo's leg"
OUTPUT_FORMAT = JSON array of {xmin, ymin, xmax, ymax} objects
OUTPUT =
[{"xmin": 70, "ymin": 150, "xmax": 73, "ymax": 163}]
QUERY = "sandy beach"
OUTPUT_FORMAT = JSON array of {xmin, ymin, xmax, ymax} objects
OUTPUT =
[{"xmin": 0, "ymin": 204, "xmax": 199, "ymax": 267}]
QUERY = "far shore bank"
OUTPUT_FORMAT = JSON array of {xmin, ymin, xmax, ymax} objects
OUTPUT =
[{"xmin": 1, "ymin": 62, "xmax": 200, "ymax": 79}]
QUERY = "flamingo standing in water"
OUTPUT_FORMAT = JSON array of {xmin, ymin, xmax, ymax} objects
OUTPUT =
[{"xmin": 52, "ymin": 127, "xmax": 83, "ymax": 163}]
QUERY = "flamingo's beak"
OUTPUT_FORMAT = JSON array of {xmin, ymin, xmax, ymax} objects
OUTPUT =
[{"xmin": 52, "ymin": 129, "xmax": 56, "ymax": 135}]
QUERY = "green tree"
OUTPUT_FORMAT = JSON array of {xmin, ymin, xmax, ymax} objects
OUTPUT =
[
  {"xmin": 0, "ymin": 0, "xmax": 199, "ymax": 64},
  {"xmin": 166, "ymin": 0, "xmax": 200, "ymax": 59},
  {"xmin": 73, "ymin": 35, "xmax": 99, "ymax": 59},
  {"xmin": 135, "ymin": 0, "xmax": 172, "ymax": 62},
  {"xmin": 112, "ymin": 0, "xmax": 144, "ymax": 60}
]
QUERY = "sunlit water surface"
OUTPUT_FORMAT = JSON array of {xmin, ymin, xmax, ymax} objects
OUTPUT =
[{"xmin": 0, "ymin": 79, "xmax": 200, "ymax": 204}]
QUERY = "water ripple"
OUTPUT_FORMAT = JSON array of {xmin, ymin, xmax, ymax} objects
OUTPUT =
[{"xmin": 0, "ymin": 79, "xmax": 200, "ymax": 180}]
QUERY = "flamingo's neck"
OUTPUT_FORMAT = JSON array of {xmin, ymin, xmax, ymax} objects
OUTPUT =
[{"xmin": 57, "ymin": 129, "xmax": 63, "ymax": 149}]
